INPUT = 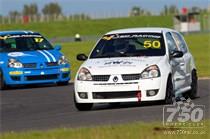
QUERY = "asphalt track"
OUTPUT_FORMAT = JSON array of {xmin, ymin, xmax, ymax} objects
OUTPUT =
[{"xmin": 0, "ymin": 79, "xmax": 209, "ymax": 132}]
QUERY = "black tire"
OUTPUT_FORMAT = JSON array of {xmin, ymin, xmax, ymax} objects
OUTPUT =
[
  {"xmin": 74, "ymin": 94, "xmax": 93, "ymax": 111},
  {"xmin": 57, "ymin": 81, "xmax": 69, "ymax": 86},
  {"xmin": 188, "ymin": 70, "xmax": 198, "ymax": 99},
  {"xmin": 164, "ymin": 76, "xmax": 174, "ymax": 104},
  {"xmin": 0, "ymin": 71, "xmax": 7, "ymax": 90},
  {"xmin": 109, "ymin": 102, "xmax": 121, "ymax": 107}
]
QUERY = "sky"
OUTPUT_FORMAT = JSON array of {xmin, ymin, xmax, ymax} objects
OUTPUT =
[{"xmin": 0, "ymin": 0, "xmax": 209, "ymax": 18}]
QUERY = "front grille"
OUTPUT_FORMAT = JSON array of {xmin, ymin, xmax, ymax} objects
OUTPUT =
[
  {"xmin": 92, "ymin": 75, "xmax": 110, "ymax": 82},
  {"xmin": 62, "ymin": 73, "xmax": 69, "ymax": 78},
  {"xmin": 121, "ymin": 74, "xmax": 141, "ymax": 81},
  {"xmin": 93, "ymin": 91, "xmax": 137, "ymax": 99},
  {"xmin": 23, "ymin": 63, "xmax": 37, "ymax": 68},
  {"xmin": 46, "ymin": 62, "xmax": 58, "ymax": 67},
  {"xmin": 94, "ymin": 82, "xmax": 138, "ymax": 85},
  {"xmin": 25, "ymin": 74, "xmax": 58, "ymax": 81}
]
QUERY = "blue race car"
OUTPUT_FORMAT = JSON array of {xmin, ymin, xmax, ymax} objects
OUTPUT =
[{"xmin": 0, "ymin": 31, "xmax": 70, "ymax": 89}]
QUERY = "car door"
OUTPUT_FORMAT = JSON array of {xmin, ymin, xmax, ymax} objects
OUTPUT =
[
  {"xmin": 171, "ymin": 32, "xmax": 191, "ymax": 87},
  {"xmin": 165, "ymin": 32, "xmax": 186, "ymax": 92}
]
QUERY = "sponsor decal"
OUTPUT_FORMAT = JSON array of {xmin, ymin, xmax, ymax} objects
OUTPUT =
[
  {"xmin": 102, "ymin": 34, "xmax": 162, "ymax": 41},
  {"xmin": 104, "ymin": 60, "xmax": 133, "ymax": 65},
  {"xmin": 102, "ymin": 35, "xmax": 114, "ymax": 40},
  {"xmin": 8, "ymin": 52, "xmax": 33, "ymax": 57},
  {"xmin": 0, "ymin": 35, "xmax": 42, "ymax": 39},
  {"xmin": 97, "ymin": 59, "xmax": 140, "ymax": 68},
  {"xmin": 102, "ymin": 33, "xmax": 162, "ymax": 49},
  {"xmin": 24, "ymin": 71, "xmax": 31, "ymax": 74}
]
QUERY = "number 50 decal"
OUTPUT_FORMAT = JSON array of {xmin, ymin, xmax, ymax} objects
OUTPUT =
[{"xmin": 144, "ymin": 40, "xmax": 161, "ymax": 49}]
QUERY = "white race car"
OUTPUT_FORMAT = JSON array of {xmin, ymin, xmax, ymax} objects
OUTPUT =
[{"xmin": 74, "ymin": 28, "xmax": 197, "ymax": 111}]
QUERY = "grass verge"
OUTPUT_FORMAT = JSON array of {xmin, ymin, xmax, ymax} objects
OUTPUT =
[{"xmin": 1, "ymin": 121, "xmax": 209, "ymax": 139}]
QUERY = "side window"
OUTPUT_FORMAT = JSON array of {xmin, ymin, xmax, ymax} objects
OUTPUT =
[
  {"xmin": 172, "ymin": 32, "xmax": 188, "ymax": 53},
  {"xmin": 166, "ymin": 32, "xmax": 178, "ymax": 53}
]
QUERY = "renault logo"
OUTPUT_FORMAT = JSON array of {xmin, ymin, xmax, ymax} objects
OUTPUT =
[{"xmin": 113, "ymin": 76, "xmax": 118, "ymax": 82}]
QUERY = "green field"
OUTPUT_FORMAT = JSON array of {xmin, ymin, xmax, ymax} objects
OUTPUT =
[
  {"xmin": 1, "ymin": 15, "xmax": 208, "ymax": 38},
  {"xmin": 184, "ymin": 33, "xmax": 210, "ymax": 77},
  {"xmin": 60, "ymin": 33, "xmax": 210, "ymax": 79},
  {"xmin": 1, "ymin": 16, "xmax": 173, "ymax": 38},
  {"xmin": 1, "ymin": 121, "xmax": 209, "ymax": 139}
]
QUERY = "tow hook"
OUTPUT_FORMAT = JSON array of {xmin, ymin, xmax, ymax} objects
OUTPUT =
[{"xmin": 137, "ymin": 85, "xmax": 141, "ymax": 102}]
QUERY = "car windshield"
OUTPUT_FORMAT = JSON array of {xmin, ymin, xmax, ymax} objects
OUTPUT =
[
  {"xmin": 90, "ymin": 33, "xmax": 165, "ymax": 58},
  {"xmin": 0, "ymin": 34, "xmax": 53, "ymax": 52}
]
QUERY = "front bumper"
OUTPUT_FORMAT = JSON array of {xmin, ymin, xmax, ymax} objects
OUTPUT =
[
  {"xmin": 4, "ymin": 65, "xmax": 70, "ymax": 85},
  {"xmin": 74, "ymin": 76, "xmax": 168, "ymax": 103}
]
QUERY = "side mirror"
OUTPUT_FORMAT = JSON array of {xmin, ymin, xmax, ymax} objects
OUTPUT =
[
  {"xmin": 54, "ymin": 45, "xmax": 61, "ymax": 51},
  {"xmin": 170, "ymin": 51, "xmax": 183, "ymax": 58},
  {"xmin": 77, "ymin": 54, "xmax": 88, "ymax": 61}
]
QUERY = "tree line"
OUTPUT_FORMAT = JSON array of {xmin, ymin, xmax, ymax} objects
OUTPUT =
[
  {"xmin": 10, "ymin": 2, "xmax": 62, "ymax": 18},
  {"xmin": 7, "ymin": 2, "xmax": 90, "ymax": 23},
  {"xmin": 8, "ymin": 3, "xmax": 210, "ymax": 18}
]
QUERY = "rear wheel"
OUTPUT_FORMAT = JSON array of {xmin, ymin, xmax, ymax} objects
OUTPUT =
[
  {"xmin": 188, "ymin": 70, "xmax": 198, "ymax": 99},
  {"xmin": 164, "ymin": 76, "xmax": 174, "ymax": 104},
  {"xmin": 0, "ymin": 71, "xmax": 7, "ymax": 90},
  {"xmin": 74, "ymin": 94, "xmax": 93, "ymax": 111}
]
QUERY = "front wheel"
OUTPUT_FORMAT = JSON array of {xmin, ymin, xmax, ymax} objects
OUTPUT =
[
  {"xmin": 0, "ymin": 71, "xmax": 7, "ymax": 90},
  {"xmin": 164, "ymin": 76, "xmax": 174, "ymax": 104},
  {"xmin": 74, "ymin": 94, "xmax": 93, "ymax": 111},
  {"xmin": 109, "ymin": 102, "xmax": 121, "ymax": 107},
  {"xmin": 57, "ymin": 81, "xmax": 69, "ymax": 86}
]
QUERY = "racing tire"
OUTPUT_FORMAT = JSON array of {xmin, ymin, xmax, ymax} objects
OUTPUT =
[
  {"xmin": 0, "ymin": 71, "xmax": 7, "ymax": 90},
  {"xmin": 164, "ymin": 76, "xmax": 174, "ymax": 104},
  {"xmin": 188, "ymin": 70, "xmax": 198, "ymax": 99},
  {"xmin": 109, "ymin": 102, "xmax": 121, "ymax": 107},
  {"xmin": 74, "ymin": 94, "xmax": 93, "ymax": 111},
  {"xmin": 57, "ymin": 81, "xmax": 69, "ymax": 86}
]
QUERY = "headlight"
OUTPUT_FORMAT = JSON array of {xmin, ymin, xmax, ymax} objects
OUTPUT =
[
  {"xmin": 77, "ymin": 67, "xmax": 92, "ymax": 81},
  {"xmin": 58, "ymin": 56, "xmax": 68, "ymax": 65},
  {"xmin": 8, "ymin": 58, "xmax": 23, "ymax": 68},
  {"xmin": 141, "ymin": 65, "xmax": 160, "ymax": 79}
]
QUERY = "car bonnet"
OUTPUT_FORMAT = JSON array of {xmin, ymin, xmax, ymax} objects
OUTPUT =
[{"xmin": 82, "ymin": 56, "xmax": 163, "ymax": 75}]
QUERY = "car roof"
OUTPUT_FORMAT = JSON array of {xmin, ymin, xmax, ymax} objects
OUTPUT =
[
  {"xmin": 0, "ymin": 30, "xmax": 40, "ymax": 36},
  {"xmin": 105, "ymin": 27, "xmax": 175, "ymax": 35}
]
